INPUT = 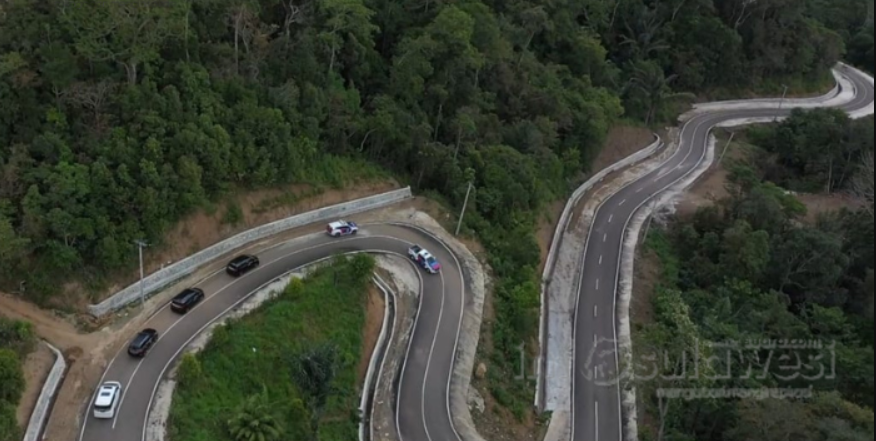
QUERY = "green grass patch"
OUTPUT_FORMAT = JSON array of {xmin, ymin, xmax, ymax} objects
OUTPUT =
[{"xmin": 167, "ymin": 255, "xmax": 375, "ymax": 441}]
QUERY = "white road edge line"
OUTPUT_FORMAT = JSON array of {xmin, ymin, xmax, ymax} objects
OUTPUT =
[
  {"xmin": 571, "ymin": 113, "xmax": 694, "ymax": 441},
  {"xmin": 388, "ymin": 222, "xmax": 468, "ymax": 441},
  {"xmin": 100, "ymin": 235, "xmax": 398, "ymax": 437},
  {"xmin": 395, "ymin": 252, "xmax": 427, "ymax": 441},
  {"xmin": 81, "ymin": 230, "xmax": 364, "ymax": 441},
  {"xmin": 418, "ymin": 270, "xmax": 447, "ymax": 441},
  {"xmin": 569, "ymin": 66, "xmax": 871, "ymax": 441},
  {"xmin": 606, "ymin": 106, "xmax": 716, "ymax": 441},
  {"xmin": 595, "ymin": 400, "xmax": 600, "ymax": 441},
  {"xmin": 112, "ymin": 358, "xmax": 146, "ymax": 429},
  {"xmin": 135, "ymin": 237, "xmax": 418, "ymax": 441}
]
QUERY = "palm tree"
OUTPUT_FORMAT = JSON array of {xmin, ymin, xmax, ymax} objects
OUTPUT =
[
  {"xmin": 227, "ymin": 393, "xmax": 284, "ymax": 441},
  {"xmin": 619, "ymin": 4, "xmax": 670, "ymax": 59},
  {"xmin": 626, "ymin": 61, "xmax": 696, "ymax": 126},
  {"xmin": 290, "ymin": 344, "xmax": 339, "ymax": 439}
]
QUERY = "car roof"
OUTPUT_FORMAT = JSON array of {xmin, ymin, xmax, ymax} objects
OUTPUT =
[
  {"xmin": 229, "ymin": 255, "xmax": 253, "ymax": 265},
  {"xmin": 328, "ymin": 220, "xmax": 349, "ymax": 228},
  {"xmin": 419, "ymin": 249, "xmax": 434, "ymax": 259},
  {"xmin": 132, "ymin": 329, "xmax": 157, "ymax": 345},
  {"xmin": 95, "ymin": 383, "xmax": 120, "ymax": 406},
  {"xmin": 173, "ymin": 288, "xmax": 200, "ymax": 301}
]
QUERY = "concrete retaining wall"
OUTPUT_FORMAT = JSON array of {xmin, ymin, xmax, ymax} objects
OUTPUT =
[
  {"xmin": 685, "ymin": 66, "xmax": 849, "ymax": 117},
  {"xmin": 361, "ymin": 275, "xmax": 396, "ymax": 441},
  {"xmin": 23, "ymin": 342, "xmax": 66, "ymax": 441},
  {"xmin": 88, "ymin": 188, "xmax": 413, "ymax": 317},
  {"xmin": 536, "ymin": 134, "xmax": 661, "ymax": 410}
]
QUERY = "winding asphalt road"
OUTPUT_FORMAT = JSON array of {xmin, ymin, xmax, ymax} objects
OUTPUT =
[
  {"xmin": 78, "ymin": 223, "xmax": 466, "ymax": 441},
  {"xmin": 570, "ymin": 65, "xmax": 875, "ymax": 441}
]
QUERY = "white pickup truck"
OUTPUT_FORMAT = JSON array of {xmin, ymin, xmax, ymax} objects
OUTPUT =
[{"xmin": 408, "ymin": 245, "xmax": 442, "ymax": 274}]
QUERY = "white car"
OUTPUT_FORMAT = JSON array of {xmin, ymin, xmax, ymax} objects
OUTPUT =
[
  {"xmin": 93, "ymin": 381, "xmax": 122, "ymax": 419},
  {"xmin": 326, "ymin": 220, "xmax": 359, "ymax": 237}
]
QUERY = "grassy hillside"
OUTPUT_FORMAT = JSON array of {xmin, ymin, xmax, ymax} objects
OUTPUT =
[{"xmin": 168, "ymin": 255, "xmax": 375, "ymax": 441}]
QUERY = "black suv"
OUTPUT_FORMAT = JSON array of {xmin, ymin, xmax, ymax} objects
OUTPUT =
[
  {"xmin": 127, "ymin": 329, "xmax": 159, "ymax": 357},
  {"xmin": 226, "ymin": 254, "xmax": 260, "ymax": 277},
  {"xmin": 170, "ymin": 288, "xmax": 205, "ymax": 314}
]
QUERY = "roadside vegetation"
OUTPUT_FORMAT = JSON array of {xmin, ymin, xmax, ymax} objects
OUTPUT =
[
  {"xmin": 168, "ymin": 255, "xmax": 375, "ymax": 441},
  {"xmin": 0, "ymin": 0, "xmax": 873, "ymax": 432},
  {"xmin": 635, "ymin": 111, "xmax": 874, "ymax": 440},
  {"xmin": 0, "ymin": 318, "xmax": 36, "ymax": 441}
]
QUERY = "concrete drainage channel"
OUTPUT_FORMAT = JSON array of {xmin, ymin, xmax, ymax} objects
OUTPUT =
[{"xmin": 22, "ymin": 341, "xmax": 67, "ymax": 441}]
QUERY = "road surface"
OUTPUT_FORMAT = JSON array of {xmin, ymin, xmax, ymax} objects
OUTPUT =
[
  {"xmin": 571, "ymin": 65, "xmax": 875, "ymax": 441},
  {"xmin": 78, "ymin": 223, "xmax": 466, "ymax": 441}
]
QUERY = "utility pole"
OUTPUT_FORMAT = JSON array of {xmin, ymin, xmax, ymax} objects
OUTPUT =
[
  {"xmin": 718, "ymin": 132, "xmax": 736, "ymax": 165},
  {"xmin": 456, "ymin": 181, "xmax": 474, "ymax": 236},
  {"xmin": 776, "ymin": 84, "xmax": 789, "ymax": 121},
  {"xmin": 134, "ymin": 240, "xmax": 149, "ymax": 307}
]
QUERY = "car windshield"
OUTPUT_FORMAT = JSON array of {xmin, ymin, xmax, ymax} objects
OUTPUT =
[
  {"xmin": 133, "ymin": 333, "xmax": 151, "ymax": 346},
  {"xmin": 427, "ymin": 257, "xmax": 439, "ymax": 266}
]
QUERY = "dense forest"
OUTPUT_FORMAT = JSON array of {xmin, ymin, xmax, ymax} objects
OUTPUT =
[
  {"xmin": 638, "ymin": 111, "xmax": 874, "ymax": 441},
  {"xmin": 0, "ymin": 0, "xmax": 873, "ymax": 427}
]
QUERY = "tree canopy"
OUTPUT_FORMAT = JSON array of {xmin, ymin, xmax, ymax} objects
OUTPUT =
[
  {"xmin": 0, "ymin": 0, "xmax": 872, "ymax": 429},
  {"xmin": 638, "ymin": 124, "xmax": 875, "ymax": 440},
  {"xmin": 0, "ymin": 0, "xmax": 870, "ymax": 303}
]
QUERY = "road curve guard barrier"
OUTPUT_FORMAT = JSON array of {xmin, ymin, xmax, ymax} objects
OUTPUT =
[
  {"xmin": 23, "ymin": 341, "xmax": 66, "ymax": 441},
  {"xmin": 536, "ymin": 134, "xmax": 661, "ymax": 411},
  {"xmin": 361, "ymin": 274, "xmax": 396, "ymax": 441},
  {"xmin": 88, "ymin": 187, "xmax": 414, "ymax": 317}
]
